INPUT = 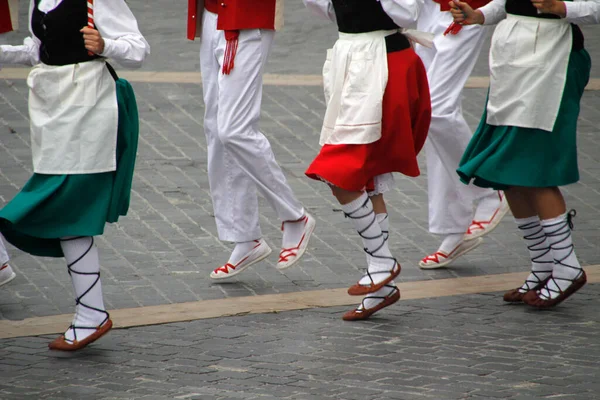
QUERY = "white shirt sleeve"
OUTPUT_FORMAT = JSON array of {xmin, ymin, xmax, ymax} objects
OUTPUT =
[
  {"xmin": 564, "ymin": 0, "xmax": 600, "ymax": 25},
  {"xmin": 303, "ymin": 0, "xmax": 336, "ymax": 21},
  {"xmin": 0, "ymin": 0, "xmax": 149, "ymax": 68},
  {"xmin": 0, "ymin": 0, "xmax": 40, "ymax": 66},
  {"xmin": 379, "ymin": 0, "xmax": 424, "ymax": 28},
  {"xmin": 479, "ymin": 0, "xmax": 507, "ymax": 25},
  {"xmin": 95, "ymin": 0, "xmax": 150, "ymax": 69},
  {"xmin": 0, "ymin": 37, "xmax": 40, "ymax": 66}
]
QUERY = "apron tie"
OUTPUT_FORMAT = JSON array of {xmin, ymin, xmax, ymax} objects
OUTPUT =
[{"xmin": 222, "ymin": 30, "xmax": 239, "ymax": 75}]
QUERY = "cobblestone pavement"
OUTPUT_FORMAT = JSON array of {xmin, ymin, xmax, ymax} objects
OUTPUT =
[
  {"xmin": 2, "ymin": 81, "xmax": 600, "ymax": 319},
  {"xmin": 0, "ymin": 284, "xmax": 599, "ymax": 399}
]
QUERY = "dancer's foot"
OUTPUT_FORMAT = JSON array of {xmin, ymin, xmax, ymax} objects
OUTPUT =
[
  {"xmin": 419, "ymin": 234, "xmax": 482, "ymax": 269},
  {"xmin": 465, "ymin": 191, "xmax": 509, "ymax": 241},
  {"xmin": 523, "ymin": 270, "xmax": 587, "ymax": 308},
  {"xmin": 49, "ymin": 317, "xmax": 113, "ymax": 351},
  {"xmin": 210, "ymin": 239, "xmax": 272, "ymax": 279},
  {"xmin": 348, "ymin": 262, "xmax": 401, "ymax": 296},
  {"xmin": 52, "ymin": 236, "xmax": 111, "ymax": 351},
  {"xmin": 0, "ymin": 263, "xmax": 16, "ymax": 287},
  {"xmin": 343, "ymin": 284, "xmax": 400, "ymax": 321},
  {"xmin": 503, "ymin": 273, "xmax": 551, "ymax": 303},
  {"xmin": 504, "ymin": 215, "xmax": 554, "ymax": 302},
  {"xmin": 277, "ymin": 213, "xmax": 316, "ymax": 270},
  {"xmin": 523, "ymin": 210, "xmax": 586, "ymax": 308}
]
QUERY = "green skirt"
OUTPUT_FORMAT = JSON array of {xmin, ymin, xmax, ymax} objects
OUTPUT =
[
  {"xmin": 457, "ymin": 48, "xmax": 591, "ymax": 190},
  {"xmin": 0, "ymin": 78, "xmax": 139, "ymax": 257}
]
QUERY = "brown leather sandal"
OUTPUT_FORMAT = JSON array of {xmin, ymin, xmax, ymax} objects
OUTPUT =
[
  {"xmin": 343, "ymin": 285, "xmax": 400, "ymax": 321},
  {"xmin": 523, "ymin": 270, "xmax": 587, "ymax": 309},
  {"xmin": 503, "ymin": 274, "xmax": 551, "ymax": 303},
  {"xmin": 49, "ymin": 318, "xmax": 113, "ymax": 351},
  {"xmin": 347, "ymin": 262, "xmax": 401, "ymax": 296}
]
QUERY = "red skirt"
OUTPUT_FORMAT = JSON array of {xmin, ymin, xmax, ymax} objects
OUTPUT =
[{"xmin": 305, "ymin": 48, "xmax": 431, "ymax": 192}]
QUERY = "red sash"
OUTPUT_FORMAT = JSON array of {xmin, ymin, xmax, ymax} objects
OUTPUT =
[{"xmin": 434, "ymin": 0, "xmax": 491, "ymax": 12}]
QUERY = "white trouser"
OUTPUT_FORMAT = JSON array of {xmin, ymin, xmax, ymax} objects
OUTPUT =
[
  {"xmin": 0, "ymin": 235, "xmax": 8, "ymax": 265},
  {"xmin": 416, "ymin": 0, "xmax": 496, "ymax": 235},
  {"xmin": 200, "ymin": 11, "xmax": 304, "ymax": 242}
]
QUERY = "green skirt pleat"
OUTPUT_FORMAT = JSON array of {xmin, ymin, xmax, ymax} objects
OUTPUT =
[
  {"xmin": 0, "ymin": 78, "xmax": 139, "ymax": 257},
  {"xmin": 457, "ymin": 49, "xmax": 591, "ymax": 191}
]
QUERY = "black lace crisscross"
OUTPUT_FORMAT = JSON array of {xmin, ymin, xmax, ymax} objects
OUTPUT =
[
  {"xmin": 344, "ymin": 197, "xmax": 398, "ymax": 286},
  {"xmin": 517, "ymin": 219, "xmax": 553, "ymax": 293},
  {"xmin": 61, "ymin": 236, "xmax": 109, "ymax": 343},
  {"xmin": 354, "ymin": 284, "xmax": 399, "ymax": 313},
  {"xmin": 538, "ymin": 210, "xmax": 582, "ymax": 300}
]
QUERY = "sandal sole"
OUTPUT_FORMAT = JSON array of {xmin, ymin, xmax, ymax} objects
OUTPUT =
[
  {"xmin": 524, "ymin": 272, "xmax": 587, "ymax": 309},
  {"xmin": 347, "ymin": 262, "xmax": 401, "ymax": 296},
  {"xmin": 343, "ymin": 289, "xmax": 400, "ymax": 321},
  {"xmin": 419, "ymin": 238, "xmax": 483, "ymax": 270},
  {"xmin": 210, "ymin": 246, "xmax": 272, "ymax": 280},
  {"xmin": 48, "ymin": 319, "xmax": 113, "ymax": 351},
  {"xmin": 0, "ymin": 271, "xmax": 16, "ymax": 287}
]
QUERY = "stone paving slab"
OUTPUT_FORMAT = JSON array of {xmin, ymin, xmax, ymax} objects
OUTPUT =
[
  {"xmin": 1, "ymin": 78, "xmax": 600, "ymax": 320},
  {"xmin": 2, "ymin": 1, "xmax": 600, "ymax": 78},
  {"xmin": 4, "ymin": 267, "xmax": 600, "ymax": 339},
  {"xmin": 0, "ymin": 283, "xmax": 599, "ymax": 399}
]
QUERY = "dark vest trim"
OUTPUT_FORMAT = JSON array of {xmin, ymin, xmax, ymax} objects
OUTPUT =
[
  {"xmin": 32, "ymin": 0, "xmax": 102, "ymax": 66},
  {"xmin": 385, "ymin": 32, "xmax": 410, "ymax": 54},
  {"xmin": 332, "ymin": 0, "xmax": 399, "ymax": 34}
]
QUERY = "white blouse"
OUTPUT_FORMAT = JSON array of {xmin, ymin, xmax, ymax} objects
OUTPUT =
[
  {"xmin": 480, "ymin": 0, "xmax": 600, "ymax": 26},
  {"xmin": 303, "ymin": 0, "xmax": 423, "ymax": 28},
  {"xmin": 0, "ymin": 0, "xmax": 150, "ymax": 68}
]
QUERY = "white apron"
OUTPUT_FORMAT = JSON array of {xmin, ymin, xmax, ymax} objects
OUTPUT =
[
  {"xmin": 487, "ymin": 14, "xmax": 572, "ymax": 132},
  {"xmin": 320, "ymin": 30, "xmax": 391, "ymax": 146},
  {"xmin": 27, "ymin": 59, "xmax": 118, "ymax": 175}
]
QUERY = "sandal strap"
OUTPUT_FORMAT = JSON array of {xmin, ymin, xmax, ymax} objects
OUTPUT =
[
  {"xmin": 468, "ymin": 206, "xmax": 502, "ymax": 232},
  {"xmin": 468, "ymin": 220, "xmax": 489, "ymax": 232},
  {"xmin": 215, "ymin": 263, "xmax": 236, "ymax": 274},
  {"xmin": 422, "ymin": 251, "xmax": 448, "ymax": 263},
  {"xmin": 357, "ymin": 285, "xmax": 398, "ymax": 311},
  {"xmin": 358, "ymin": 262, "xmax": 398, "ymax": 287},
  {"xmin": 520, "ymin": 270, "xmax": 553, "ymax": 291},
  {"xmin": 281, "ymin": 215, "xmax": 307, "ymax": 231},
  {"xmin": 538, "ymin": 270, "xmax": 584, "ymax": 300}
]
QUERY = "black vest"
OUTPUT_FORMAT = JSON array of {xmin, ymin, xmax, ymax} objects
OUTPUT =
[
  {"xmin": 32, "ymin": 0, "xmax": 101, "ymax": 66},
  {"xmin": 331, "ymin": 0, "xmax": 410, "ymax": 52},
  {"xmin": 331, "ymin": 0, "xmax": 399, "ymax": 33},
  {"xmin": 505, "ymin": 0, "xmax": 584, "ymax": 50}
]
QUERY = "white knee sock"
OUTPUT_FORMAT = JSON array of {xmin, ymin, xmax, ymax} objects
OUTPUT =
[
  {"xmin": 341, "ymin": 193, "xmax": 396, "ymax": 285},
  {"xmin": 362, "ymin": 213, "xmax": 397, "ymax": 310},
  {"xmin": 228, "ymin": 240, "xmax": 260, "ymax": 265},
  {"xmin": 473, "ymin": 191, "xmax": 502, "ymax": 222},
  {"xmin": 515, "ymin": 216, "xmax": 553, "ymax": 293},
  {"xmin": 539, "ymin": 212, "xmax": 583, "ymax": 300},
  {"xmin": 281, "ymin": 213, "xmax": 307, "ymax": 249},
  {"xmin": 438, "ymin": 233, "xmax": 464, "ymax": 254},
  {"xmin": 60, "ymin": 237, "xmax": 108, "ymax": 343}
]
